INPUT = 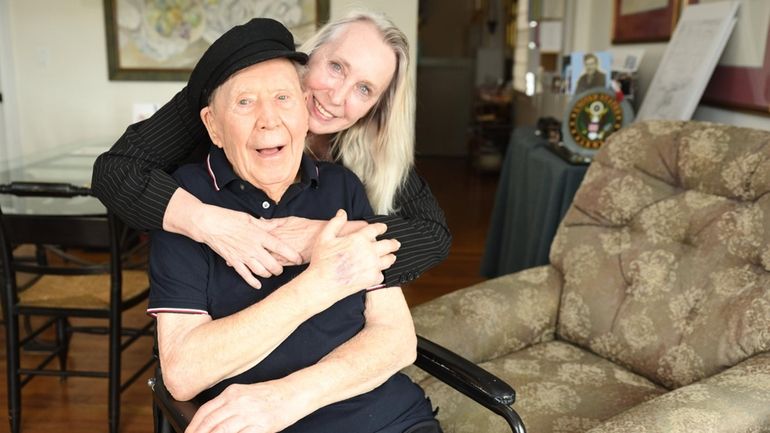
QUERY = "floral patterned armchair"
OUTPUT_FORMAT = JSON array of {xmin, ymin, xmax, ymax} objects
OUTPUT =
[{"xmin": 409, "ymin": 120, "xmax": 770, "ymax": 433}]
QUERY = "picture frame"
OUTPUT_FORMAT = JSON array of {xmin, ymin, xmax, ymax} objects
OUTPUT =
[
  {"xmin": 636, "ymin": 0, "xmax": 739, "ymax": 121},
  {"xmin": 612, "ymin": 0, "xmax": 681, "ymax": 44},
  {"xmin": 689, "ymin": 0, "xmax": 770, "ymax": 114},
  {"xmin": 103, "ymin": 0, "xmax": 330, "ymax": 81},
  {"xmin": 569, "ymin": 51, "xmax": 612, "ymax": 95}
]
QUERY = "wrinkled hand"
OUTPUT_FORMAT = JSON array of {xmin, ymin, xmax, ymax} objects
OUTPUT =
[
  {"xmin": 307, "ymin": 210, "xmax": 400, "ymax": 300},
  {"xmin": 185, "ymin": 382, "xmax": 299, "ymax": 433},
  {"xmin": 197, "ymin": 205, "xmax": 303, "ymax": 289},
  {"xmin": 269, "ymin": 216, "xmax": 369, "ymax": 264}
]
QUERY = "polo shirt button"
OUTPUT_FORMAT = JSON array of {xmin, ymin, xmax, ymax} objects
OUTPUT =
[
  {"xmin": 262, "ymin": 201, "xmax": 270, "ymax": 209},
  {"xmin": 239, "ymin": 184, "xmax": 245, "ymax": 190}
]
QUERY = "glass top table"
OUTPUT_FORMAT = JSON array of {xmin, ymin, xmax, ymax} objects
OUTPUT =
[{"xmin": 0, "ymin": 144, "xmax": 106, "ymax": 215}]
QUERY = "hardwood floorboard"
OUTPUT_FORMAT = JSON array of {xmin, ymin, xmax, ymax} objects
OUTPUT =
[
  {"xmin": 0, "ymin": 156, "xmax": 499, "ymax": 432},
  {"xmin": 403, "ymin": 157, "xmax": 499, "ymax": 305}
]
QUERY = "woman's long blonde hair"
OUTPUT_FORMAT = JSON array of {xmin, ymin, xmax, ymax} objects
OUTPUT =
[{"xmin": 300, "ymin": 10, "xmax": 414, "ymax": 215}]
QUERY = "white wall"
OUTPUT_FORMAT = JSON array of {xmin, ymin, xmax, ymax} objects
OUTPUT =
[
  {"xmin": 0, "ymin": 0, "xmax": 20, "ymax": 165},
  {"xmin": 3, "ymin": 0, "xmax": 417, "ymax": 160},
  {"xmin": 330, "ymin": 0, "xmax": 417, "ymax": 86},
  {"xmin": 570, "ymin": 0, "xmax": 770, "ymax": 130},
  {"xmin": 7, "ymin": 0, "xmax": 181, "ymax": 157}
]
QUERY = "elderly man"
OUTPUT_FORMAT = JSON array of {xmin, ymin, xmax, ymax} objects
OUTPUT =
[{"xmin": 148, "ymin": 18, "xmax": 438, "ymax": 433}]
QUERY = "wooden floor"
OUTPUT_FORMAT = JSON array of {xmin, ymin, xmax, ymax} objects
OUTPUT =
[{"xmin": 0, "ymin": 156, "xmax": 500, "ymax": 433}]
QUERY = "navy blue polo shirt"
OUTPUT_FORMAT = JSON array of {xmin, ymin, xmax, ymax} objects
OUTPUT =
[{"xmin": 148, "ymin": 146, "xmax": 433, "ymax": 433}]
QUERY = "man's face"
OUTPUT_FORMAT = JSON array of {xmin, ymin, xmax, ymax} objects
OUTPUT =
[
  {"xmin": 584, "ymin": 57, "xmax": 597, "ymax": 74},
  {"xmin": 201, "ymin": 59, "xmax": 309, "ymax": 201}
]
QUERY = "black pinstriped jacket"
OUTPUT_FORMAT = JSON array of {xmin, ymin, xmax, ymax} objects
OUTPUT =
[{"xmin": 91, "ymin": 87, "xmax": 451, "ymax": 288}]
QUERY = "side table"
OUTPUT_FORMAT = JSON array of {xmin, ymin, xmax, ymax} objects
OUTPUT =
[{"xmin": 480, "ymin": 127, "xmax": 589, "ymax": 277}]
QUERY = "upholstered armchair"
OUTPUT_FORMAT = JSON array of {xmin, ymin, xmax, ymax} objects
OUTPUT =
[{"xmin": 408, "ymin": 120, "xmax": 770, "ymax": 433}]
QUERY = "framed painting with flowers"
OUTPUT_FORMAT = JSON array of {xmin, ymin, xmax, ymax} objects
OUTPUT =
[{"xmin": 103, "ymin": 0, "xmax": 329, "ymax": 81}]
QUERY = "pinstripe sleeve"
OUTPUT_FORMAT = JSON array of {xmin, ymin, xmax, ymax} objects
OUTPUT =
[
  {"xmin": 91, "ymin": 87, "xmax": 211, "ymax": 230},
  {"xmin": 364, "ymin": 168, "xmax": 452, "ymax": 287}
]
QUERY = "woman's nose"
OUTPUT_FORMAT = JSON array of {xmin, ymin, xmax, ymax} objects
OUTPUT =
[{"xmin": 328, "ymin": 81, "xmax": 350, "ymax": 106}]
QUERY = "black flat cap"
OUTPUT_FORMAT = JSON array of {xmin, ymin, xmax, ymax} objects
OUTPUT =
[{"xmin": 187, "ymin": 17, "xmax": 309, "ymax": 111}]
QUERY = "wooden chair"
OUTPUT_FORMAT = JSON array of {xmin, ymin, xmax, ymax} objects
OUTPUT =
[{"xmin": 0, "ymin": 182, "xmax": 155, "ymax": 433}]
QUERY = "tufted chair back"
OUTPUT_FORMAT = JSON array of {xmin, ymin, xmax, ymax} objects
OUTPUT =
[{"xmin": 549, "ymin": 120, "xmax": 770, "ymax": 389}]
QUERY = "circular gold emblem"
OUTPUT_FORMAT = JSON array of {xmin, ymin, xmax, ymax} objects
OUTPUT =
[
  {"xmin": 568, "ymin": 92, "xmax": 624, "ymax": 149},
  {"xmin": 561, "ymin": 88, "xmax": 634, "ymax": 161}
]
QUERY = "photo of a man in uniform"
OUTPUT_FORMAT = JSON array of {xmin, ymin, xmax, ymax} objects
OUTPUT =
[{"xmin": 573, "ymin": 52, "xmax": 609, "ymax": 94}]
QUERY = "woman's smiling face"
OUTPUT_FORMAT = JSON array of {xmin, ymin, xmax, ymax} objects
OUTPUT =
[{"xmin": 303, "ymin": 21, "xmax": 397, "ymax": 135}]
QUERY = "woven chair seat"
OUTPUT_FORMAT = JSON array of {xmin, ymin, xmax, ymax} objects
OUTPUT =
[{"xmin": 19, "ymin": 270, "xmax": 149, "ymax": 310}]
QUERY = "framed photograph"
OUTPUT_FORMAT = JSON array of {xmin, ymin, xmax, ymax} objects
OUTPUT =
[
  {"xmin": 689, "ymin": 0, "xmax": 770, "ymax": 114},
  {"xmin": 612, "ymin": 0, "xmax": 681, "ymax": 43},
  {"xmin": 569, "ymin": 51, "xmax": 612, "ymax": 95},
  {"xmin": 103, "ymin": 0, "xmax": 330, "ymax": 81}
]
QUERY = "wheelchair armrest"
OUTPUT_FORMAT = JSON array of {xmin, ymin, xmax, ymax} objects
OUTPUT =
[
  {"xmin": 149, "ymin": 371, "xmax": 199, "ymax": 433},
  {"xmin": 416, "ymin": 335, "xmax": 515, "ymax": 405},
  {"xmin": 415, "ymin": 335, "xmax": 526, "ymax": 433}
]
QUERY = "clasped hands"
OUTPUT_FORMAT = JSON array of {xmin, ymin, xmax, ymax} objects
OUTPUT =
[{"xmin": 200, "ymin": 206, "xmax": 399, "ymax": 291}]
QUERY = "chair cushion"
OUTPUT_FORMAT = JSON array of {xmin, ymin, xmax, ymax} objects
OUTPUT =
[
  {"xmin": 586, "ymin": 352, "xmax": 770, "ymax": 433},
  {"xmin": 19, "ymin": 270, "xmax": 149, "ymax": 309},
  {"xmin": 549, "ymin": 121, "xmax": 770, "ymax": 388},
  {"xmin": 411, "ymin": 266, "xmax": 563, "ymax": 368},
  {"xmin": 417, "ymin": 340, "xmax": 666, "ymax": 433}
]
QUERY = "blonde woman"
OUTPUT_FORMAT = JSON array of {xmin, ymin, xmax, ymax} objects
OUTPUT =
[{"xmin": 92, "ymin": 11, "xmax": 450, "ymax": 289}]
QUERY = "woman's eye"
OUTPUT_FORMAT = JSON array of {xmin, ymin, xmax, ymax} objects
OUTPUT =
[
  {"xmin": 238, "ymin": 98, "xmax": 251, "ymax": 106},
  {"xmin": 329, "ymin": 62, "xmax": 342, "ymax": 74},
  {"xmin": 358, "ymin": 84, "xmax": 371, "ymax": 97},
  {"xmin": 277, "ymin": 95, "xmax": 288, "ymax": 101}
]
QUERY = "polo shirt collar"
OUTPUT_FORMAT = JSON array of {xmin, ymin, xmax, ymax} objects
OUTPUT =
[{"xmin": 205, "ymin": 145, "xmax": 319, "ymax": 192}]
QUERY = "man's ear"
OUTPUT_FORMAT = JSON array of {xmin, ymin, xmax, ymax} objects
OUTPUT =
[{"xmin": 200, "ymin": 106, "xmax": 223, "ymax": 148}]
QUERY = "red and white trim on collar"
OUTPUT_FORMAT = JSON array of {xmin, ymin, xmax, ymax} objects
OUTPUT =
[
  {"xmin": 146, "ymin": 307, "xmax": 209, "ymax": 317},
  {"xmin": 365, "ymin": 283, "xmax": 387, "ymax": 292},
  {"xmin": 206, "ymin": 154, "xmax": 221, "ymax": 191}
]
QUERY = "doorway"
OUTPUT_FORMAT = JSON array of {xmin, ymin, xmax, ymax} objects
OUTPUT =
[{"xmin": 415, "ymin": 0, "xmax": 514, "ymax": 158}]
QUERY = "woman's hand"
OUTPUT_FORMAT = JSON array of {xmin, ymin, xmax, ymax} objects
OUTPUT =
[
  {"xmin": 164, "ymin": 189, "xmax": 303, "ymax": 289},
  {"xmin": 268, "ymin": 216, "xmax": 369, "ymax": 264}
]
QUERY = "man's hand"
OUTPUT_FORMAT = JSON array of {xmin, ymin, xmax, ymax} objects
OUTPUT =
[
  {"xmin": 306, "ymin": 210, "xmax": 399, "ymax": 299},
  {"xmin": 185, "ymin": 382, "xmax": 302, "ymax": 433}
]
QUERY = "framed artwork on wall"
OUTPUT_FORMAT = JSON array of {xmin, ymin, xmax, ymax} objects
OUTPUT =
[
  {"xmin": 689, "ymin": 0, "xmax": 770, "ymax": 114},
  {"xmin": 612, "ymin": 0, "xmax": 681, "ymax": 43},
  {"xmin": 103, "ymin": 0, "xmax": 329, "ymax": 81}
]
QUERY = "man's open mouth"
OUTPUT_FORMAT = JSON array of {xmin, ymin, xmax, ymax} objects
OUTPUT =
[{"xmin": 256, "ymin": 146, "xmax": 284, "ymax": 156}]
